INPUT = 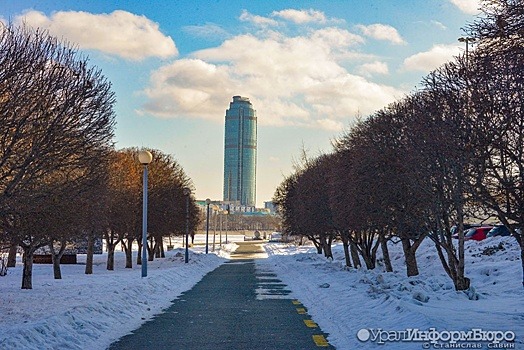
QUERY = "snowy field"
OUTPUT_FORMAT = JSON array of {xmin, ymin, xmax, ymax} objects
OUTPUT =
[{"xmin": 1, "ymin": 235, "xmax": 523, "ymax": 349}]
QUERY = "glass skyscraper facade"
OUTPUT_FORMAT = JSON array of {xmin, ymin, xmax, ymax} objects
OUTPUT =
[{"xmin": 223, "ymin": 96, "xmax": 257, "ymax": 207}]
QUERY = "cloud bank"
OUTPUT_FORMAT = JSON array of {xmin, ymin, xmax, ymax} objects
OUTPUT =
[
  {"xmin": 141, "ymin": 22, "xmax": 402, "ymax": 131},
  {"xmin": 16, "ymin": 10, "xmax": 178, "ymax": 61}
]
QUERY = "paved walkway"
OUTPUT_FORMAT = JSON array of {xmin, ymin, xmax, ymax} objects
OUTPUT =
[{"xmin": 109, "ymin": 242, "xmax": 334, "ymax": 349}]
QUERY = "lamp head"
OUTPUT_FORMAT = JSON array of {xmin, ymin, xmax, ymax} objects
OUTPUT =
[{"xmin": 138, "ymin": 150, "xmax": 153, "ymax": 165}]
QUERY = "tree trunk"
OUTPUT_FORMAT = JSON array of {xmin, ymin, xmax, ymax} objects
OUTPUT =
[
  {"xmin": 50, "ymin": 241, "xmax": 66, "ymax": 280},
  {"xmin": 320, "ymin": 235, "xmax": 333, "ymax": 259},
  {"xmin": 401, "ymin": 238, "xmax": 419, "ymax": 277},
  {"xmin": 105, "ymin": 231, "xmax": 120, "ymax": 271},
  {"xmin": 124, "ymin": 239, "xmax": 133, "ymax": 269},
  {"xmin": 350, "ymin": 241, "xmax": 361, "ymax": 268},
  {"xmin": 323, "ymin": 242, "xmax": 333, "ymax": 259},
  {"xmin": 52, "ymin": 253, "xmax": 62, "ymax": 280},
  {"xmin": 7, "ymin": 243, "xmax": 17, "ymax": 267},
  {"xmin": 137, "ymin": 241, "xmax": 143, "ymax": 265},
  {"xmin": 107, "ymin": 247, "xmax": 115, "ymax": 270},
  {"xmin": 154, "ymin": 238, "xmax": 161, "ymax": 258},
  {"xmin": 309, "ymin": 236, "xmax": 322, "ymax": 254},
  {"xmin": 361, "ymin": 251, "xmax": 376, "ymax": 270},
  {"xmin": 455, "ymin": 187, "xmax": 467, "ymax": 290},
  {"xmin": 85, "ymin": 233, "xmax": 94, "ymax": 275},
  {"xmin": 160, "ymin": 239, "xmax": 165, "ymax": 258},
  {"xmin": 520, "ymin": 240, "xmax": 524, "ymax": 288},
  {"xmin": 380, "ymin": 236, "xmax": 393, "ymax": 272},
  {"xmin": 148, "ymin": 237, "xmax": 154, "ymax": 262},
  {"xmin": 341, "ymin": 234, "xmax": 352, "ymax": 268},
  {"xmin": 21, "ymin": 247, "xmax": 34, "ymax": 289}
]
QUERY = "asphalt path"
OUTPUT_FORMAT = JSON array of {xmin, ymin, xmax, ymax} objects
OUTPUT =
[{"xmin": 109, "ymin": 242, "xmax": 334, "ymax": 349}]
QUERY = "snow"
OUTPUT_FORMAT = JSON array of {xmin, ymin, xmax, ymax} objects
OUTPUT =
[
  {"xmin": 0, "ymin": 242, "xmax": 232, "ymax": 350},
  {"xmin": 259, "ymin": 236, "xmax": 524, "ymax": 349},
  {"xmin": 1, "ymin": 235, "xmax": 523, "ymax": 349}
]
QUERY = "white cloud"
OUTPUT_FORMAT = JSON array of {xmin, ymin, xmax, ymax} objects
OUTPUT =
[
  {"xmin": 358, "ymin": 61, "xmax": 389, "ymax": 76},
  {"xmin": 311, "ymin": 27, "xmax": 364, "ymax": 48},
  {"xmin": 141, "ymin": 59, "xmax": 233, "ymax": 119},
  {"xmin": 140, "ymin": 28, "xmax": 402, "ymax": 131},
  {"xmin": 16, "ymin": 10, "xmax": 177, "ymax": 61},
  {"xmin": 183, "ymin": 23, "xmax": 230, "ymax": 40},
  {"xmin": 271, "ymin": 9, "xmax": 328, "ymax": 24},
  {"xmin": 448, "ymin": 0, "xmax": 481, "ymax": 14},
  {"xmin": 356, "ymin": 23, "xmax": 406, "ymax": 45},
  {"xmin": 402, "ymin": 44, "xmax": 461, "ymax": 72},
  {"xmin": 239, "ymin": 10, "xmax": 278, "ymax": 26}
]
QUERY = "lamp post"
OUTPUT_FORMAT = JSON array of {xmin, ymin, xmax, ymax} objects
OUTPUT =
[
  {"xmin": 183, "ymin": 187, "xmax": 191, "ymax": 263},
  {"xmin": 212, "ymin": 208, "xmax": 217, "ymax": 252},
  {"xmin": 219, "ymin": 210, "xmax": 223, "ymax": 248},
  {"xmin": 205, "ymin": 198, "xmax": 211, "ymax": 254},
  {"xmin": 225, "ymin": 205, "xmax": 229, "ymax": 244},
  {"xmin": 138, "ymin": 150, "xmax": 153, "ymax": 277}
]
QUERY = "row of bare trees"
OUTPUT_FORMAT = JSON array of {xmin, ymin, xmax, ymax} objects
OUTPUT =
[
  {"xmin": 104, "ymin": 148, "xmax": 199, "ymax": 274},
  {"xmin": 0, "ymin": 24, "xmax": 200, "ymax": 289},
  {"xmin": 274, "ymin": 0, "xmax": 524, "ymax": 290}
]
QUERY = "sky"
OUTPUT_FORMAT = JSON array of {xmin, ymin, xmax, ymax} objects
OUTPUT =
[{"xmin": 0, "ymin": 0, "xmax": 482, "ymax": 206}]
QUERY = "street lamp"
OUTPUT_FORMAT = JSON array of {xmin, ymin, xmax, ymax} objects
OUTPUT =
[
  {"xmin": 225, "ymin": 205, "xmax": 229, "ymax": 244},
  {"xmin": 183, "ymin": 187, "xmax": 191, "ymax": 263},
  {"xmin": 219, "ymin": 210, "xmax": 223, "ymax": 248},
  {"xmin": 458, "ymin": 37, "xmax": 476, "ymax": 63},
  {"xmin": 205, "ymin": 198, "xmax": 211, "ymax": 254},
  {"xmin": 138, "ymin": 150, "xmax": 153, "ymax": 277}
]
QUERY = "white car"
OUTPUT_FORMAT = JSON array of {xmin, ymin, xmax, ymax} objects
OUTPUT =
[{"xmin": 269, "ymin": 232, "xmax": 283, "ymax": 242}]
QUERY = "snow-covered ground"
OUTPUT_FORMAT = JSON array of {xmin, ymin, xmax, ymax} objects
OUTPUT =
[
  {"xmin": 1, "ymin": 235, "xmax": 522, "ymax": 349},
  {"xmin": 261, "ymin": 236, "xmax": 524, "ymax": 349}
]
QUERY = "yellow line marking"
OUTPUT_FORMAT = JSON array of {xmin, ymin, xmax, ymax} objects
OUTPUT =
[
  {"xmin": 304, "ymin": 319, "xmax": 318, "ymax": 328},
  {"xmin": 312, "ymin": 334, "xmax": 329, "ymax": 347},
  {"xmin": 296, "ymin": 307, "xmax": 306, "ymax": 314},
  {"xmin": 292, "ymin": 300, "xmax": 301, "ymax": 305}
]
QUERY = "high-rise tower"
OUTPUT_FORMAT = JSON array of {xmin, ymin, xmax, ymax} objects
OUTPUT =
[{"xmin": 223, "ymin": 96, "xmax": 257, "ymax": 207}]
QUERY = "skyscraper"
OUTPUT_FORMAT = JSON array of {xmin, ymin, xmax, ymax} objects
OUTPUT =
[{"xmin": 223, "ymin": 96, "xmax": 257, "ymax": 207}]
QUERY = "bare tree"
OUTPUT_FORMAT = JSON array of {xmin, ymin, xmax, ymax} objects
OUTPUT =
[
  {"xmin": 466, "ymin": 0, "xmax": 524, "ymax": 286},
  {"xmin": 106, "ymin": 148, "xmax": 199, "ymax": 269},
  {"xmin": 0, "ymin": 23, "xmax": 115, "ymax": 289}
]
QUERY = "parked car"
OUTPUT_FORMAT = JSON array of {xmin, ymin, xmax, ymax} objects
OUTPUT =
[
  {"xmin": 451, "ymin": 224, "xmax": 481, "ymax": 236},
  {"xmin": 464, "ymin": 226, "xmax": 493, "ymax": 241},
  {"xmin": 268, "ymin": 232, "xmax": 283, "ymax": 242},
  {"xmin": 487, "ymin": 225, "xmax": 511, "ymax": 238},
  {"xmin": 451, "ymin": 224, "xmax": 482, "ymax": 239}
]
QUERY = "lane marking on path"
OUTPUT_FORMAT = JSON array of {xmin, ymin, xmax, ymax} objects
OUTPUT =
[
  {"xmin": 296, "ymin": 307, "xmax": 307, "ymax": 315},
  {"xmin": 304, "ymin": 319, "xmax": 318, "ymax": 328},
  {"xmin": 292, "ymin": 300, "xmax": 301, "ymax": 305},
  {"xmin": 312, "ymin": 335, "xmax": 330, "ymax": 347}
]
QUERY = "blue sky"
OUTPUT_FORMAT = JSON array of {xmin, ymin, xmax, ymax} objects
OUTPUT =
[{"xmin": 1, "ymin": 0, "xmax": 481, "ymax": 206}]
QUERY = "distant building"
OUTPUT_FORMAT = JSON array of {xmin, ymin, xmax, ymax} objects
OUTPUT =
[
  {"xmin": 264, "ymin": 201, "xmax": 276, "ymax": 214},
  {"xmin": 223, "ymin": 96, "xmax": 257, "ymax": 207}
]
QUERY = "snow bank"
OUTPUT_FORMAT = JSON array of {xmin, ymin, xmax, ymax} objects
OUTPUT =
[
  {"xmin": 260, "ymin": 237, "xmax": 524, "ymax": 349},
  {"xmin": 0, "ymin": 248, "xmax": 224, "ymax": 350}
]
